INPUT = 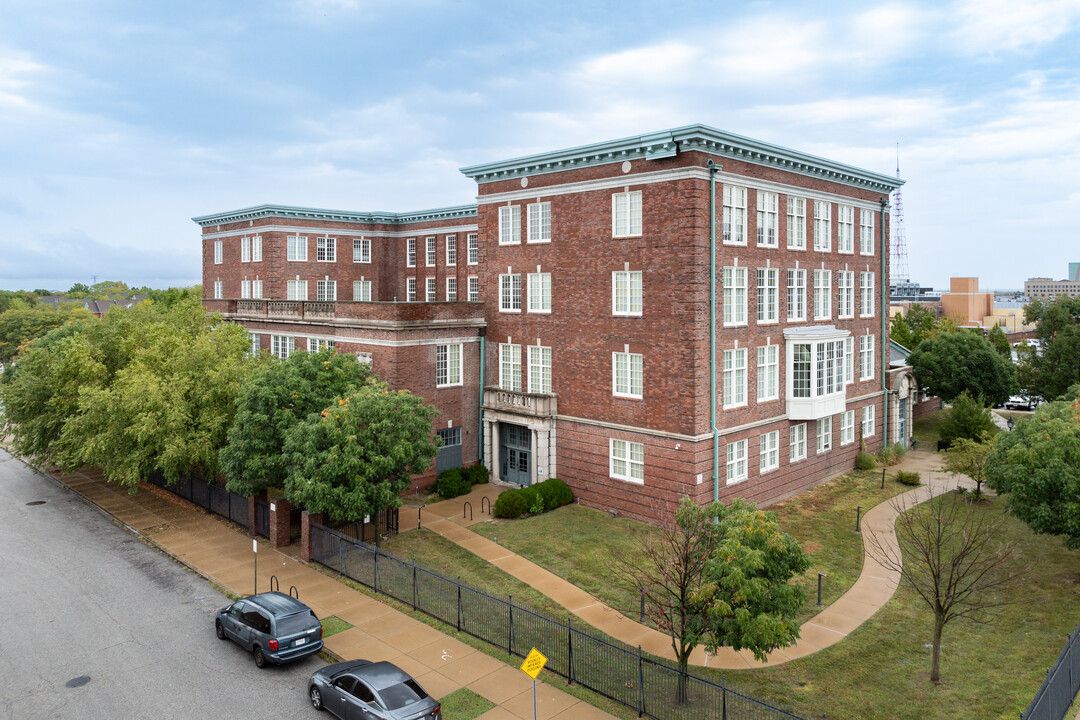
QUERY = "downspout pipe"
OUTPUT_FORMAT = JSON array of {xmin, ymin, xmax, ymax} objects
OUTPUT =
[
  {"xmin": 478, "ymin": 333, "xmax": 485, "ymax": 465},
  {"xmin": 880, "ymin": 197, "xmax": 889, "ymax": 446},
  {"xmin": 709, "ymin": 161, "xmax": 721, "ymax": 504}
]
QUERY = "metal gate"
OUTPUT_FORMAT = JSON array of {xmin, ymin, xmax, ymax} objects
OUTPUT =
[
  {"xmin": 499, "ymin": 423, "xmax": 531, "ymax": 486},
  {"xmin": 255, "ymin": 499, "xmax": 270, "ymax": 538}
]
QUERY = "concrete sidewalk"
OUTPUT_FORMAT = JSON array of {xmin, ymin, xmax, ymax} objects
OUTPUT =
[
  {"xmin": 412, "ymin": 451, "xmax": 970, "ymax": 669},
  {"xmin": 49, "ymin": 466, "xmax": 617, "ymax": 720}
]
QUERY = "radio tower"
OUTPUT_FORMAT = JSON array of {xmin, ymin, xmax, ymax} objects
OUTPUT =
[{"xmin": 890, "ymin": 143, "xmax": 909, "ymax": 284}]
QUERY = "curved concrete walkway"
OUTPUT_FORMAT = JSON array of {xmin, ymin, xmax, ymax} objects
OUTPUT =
[{"xmin": 410, "ymin": 450, "xmax": 973, "ymax": 669}]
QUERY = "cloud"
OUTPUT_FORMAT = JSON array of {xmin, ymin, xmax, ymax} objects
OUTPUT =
[{"xmin": 950, "ymin": 0, "xmax": 1080, "ymax": 54}]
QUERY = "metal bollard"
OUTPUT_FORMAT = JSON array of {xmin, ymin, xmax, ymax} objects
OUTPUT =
[
  {"xmin": 817, "ymin": 573, "xmax": 827, "ymax": 606},
  {"xmin": 881, "ymin": 468, "xmax": 886, "ymax": 489},
  {"xmin": 856, "ymin": 505, "xmax": 864, "ymax": 532}
]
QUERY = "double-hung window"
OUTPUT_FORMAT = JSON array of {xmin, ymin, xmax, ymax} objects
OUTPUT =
[
  {"xmin": 860, "ymin": 334, "xmax": 876, "ymax": 380},
  {"xmin": 613, "ymin": 270, "xmax": 643, "ymax": 316},
  {"xmin": 838, "ymin": 205, "xmax": 854, "ymax": 253},
  {"xmin": 817, "ymin": 417, "xmax": 832, "ymax": 453},
  {"xmin": 271, "ymin": 335, "xmax": 292, "ymax": 360},
  {"xmin": 723, "ymin": 348, "xmax": 747, "ymax": 408},
  {"xmin": 787, "ymin": 197, "xmax": 806, "ymax": 250},
  {"xmin": 213, "ymin": 280, "xmax": 223, "ymax": 299},
  {"xmin": 425, "ymin": 277, "xmax": 436, "ymax": 302},
  {"xmin": 317, "ymin": 280, "xmax": 336, "ymax": 302},
  {"xmin": 436, "ymin": 344, "xmax": 463, "ymax": 387},
  {"xmin": 353, "ymin": 237, "xmax": 371, "ymax": 263},
  {"xmin": 286, "ymin": 279, "xmax": 308, "ymax": 301},
  {"xmin": 445, "ymin": 235, "xmax": 456, "ymax": 266},
  {"xmin": 406, "ymin": 278, "xmax": 416, "ymax": 302},
  {"xmin": 844, "ymin": 336, "xmax": 854, "ymax": 384},
  {"xmin": 527, "ymin": 272, "xmax": 551, "ymax": 313},
  {"xmin": 528, "ymin": 345, "xmax": 552, "ymax": 394},
  {"xmin": 760, "ymin": 431, "xmax": 779, "ymax": 473},
  {"xmin": 353, "ymin": 280, "xmax": 371, "ymax": 302},
  {"xmin": 860, "ymin": 271, "xmax": 876, "ymax": 317},
  {"xmin": 248, "ymin": 332, "xmax": 260, "ymax": 356},
  {"xmin": 862, "ymin": 405, "xmax": 876, "ymax": 438},
  {"xmin": 723, "ymin": 266, "xmax": 747, "ymax": 326},
  {"xmin": 316, "ymin": 237, "xmax": 336, "ymax": 262},
  {"xmin": 499, "ymin": 343, "xmax": 522, "ymax": 392},
  {"xmin": 241, "ymin": 280, "xmax": 251, "ymax": 298},
  {"xmin": 287, "ymin": 235, "xmax": 307, "ymax": 261},
  {"xmin": 860, "ymin": 210, "xmax": 875, "ymax": 255},
  {"xmin": 406, "ymin": 238, "xmax": 416, "ymax": 267},
  {"xmin": 757, "ymin": 191, "xmax": 778, "ymax": 247},
  {"xmin": 251, "ymin": 279, "xmax": 262, "ymax": 298},
  {"xmin": 787, "ymin": 268, "xmax": 806, "ymax": 321},
  {"xmin": 425, "ymin": 237, "xmax": 436, "ymax": 267},
  {"xmin": 241, "ymin": 237, "xmax": 251, "ymax": 263},
  {"xmin": 723, "ymin": 185, "xmax": 747, "ymax": 245},
  {"xmin": 467, "ymin": 276, "xmax": 479, "ymax": 302},
  {"xmin": 613, "ymin": 352, "xmax": 643, "ymax": 399},
  {"xmin": 813, "ymin": 201, "xmax": 831, "ymax": 252},
  {"xmin": 527, "ymin": 202, "xmax": 551, "ymax": 243},
  {"xmin": 612, "ymin": 191, "xmax": 642, "ymax": 237},
  {"xmin": 757, "ymin": 268, "xmax": 778, "ymax": 323},
  {"xmin": 840, "ymin": 410, "xmax": 855, "ymax": 445},
  {"xmin": 310, "ymin": 338, "xmax": 335, "ymax": 353},
  {"xmin": 837, "ymin": 270, "xmax": 855, "ymax": 319},
  {"xmin": 610, "ymin": 439, "xmax": 644, "ymax": 484},
  {"xmin": 446, "ymin": 277, "xmax": 457, "ymax": 301},
  {"xmin": 214, "ymin": 240, "xmax": 223, "ymax": 264},
  {"xmin": 251, "ymin": 235, "xmax": 262, "ymax": 262},
  {"xmin": 467, "ymin": 233, "xmax": 479, "ymax": 264},
  {"xmin": 726, "ymin": 440, "xmax": 748, "ymax": 485},
  {"xmin": 813, "ymin": 269, "xmax": 832, "ymax": 320},
  {"xmin": 499, "ymin": 273, "xmax": 521, "ymax": 312},
  {"xmin": 757, "ymin": 344, "xmax": 779, "ymax": 402},
  {"xmin": 790, "ymin": 423, "xmax": 807, "ymax": 461},
  {"xmin": 499, "ymin": 206, "xmax": 521, "ymax": 245}
]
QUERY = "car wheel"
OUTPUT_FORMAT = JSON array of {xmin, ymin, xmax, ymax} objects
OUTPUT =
[
  {"xmin": 310, "ymin": 686, "xmax": 324, "ymax": 711},
  {"xmin": 215, "ymin": 621, "xmax": 227, "ymax": 640},
  {"xmin": 254, "ymin": 647, "xmax": 267, "ymax": 668}
]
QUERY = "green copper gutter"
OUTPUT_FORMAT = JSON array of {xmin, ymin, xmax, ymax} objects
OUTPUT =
[
  {"xmin": 880, "ymin": 197, "xmax": 889, "ymax": 444},
  {"xmin": 709, "ymin": 161, "xmax": 721, "ymax": 503},
  {"xmin": 478, "ymin": 335, "xmax": 485, "ymax": 463}
]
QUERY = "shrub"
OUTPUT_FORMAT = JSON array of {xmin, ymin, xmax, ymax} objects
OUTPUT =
[
  {"xmin": 876, "ymin": 446, "xmax": 898, "ymax": 466},
  {"xmin": 493, "ymin": 489, "xmax": 528, "ymax": 518},
  {"xmin": 855, "ymin": 452, "xmax": 877, "ymax": 470},
  {"xmin": 437, "ymin": 469, "xmax": 471, "ymax": 500},
  {"xmin": 542, "ymin": 478, "xmax": 573, "ymax": 508},
  {"xmin": 464, "ymin": 464, "xmax": 490, "ymax": 485},
  {"xmin": 891, "ymin": 442, "xmax": 908, "ymax": 458},
  {"xmin": 940, "ymin": 390, "xmax": 997, "ymax": 448},
  {"xmin": 520, "ymin": 485, "xmax": 543, "ymax": 514},
  {"xmin": 896, "ymin": 470, "xmax": 921, "ymax": 486}
]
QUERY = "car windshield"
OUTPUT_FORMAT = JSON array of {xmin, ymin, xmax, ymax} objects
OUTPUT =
[
  {"xmin": 275, "ymin": 612, "xmax": 316, "ymax": 636},
  {"xmin": 378, "ymin": 680, "xmax": 428, "ymax": 711}
]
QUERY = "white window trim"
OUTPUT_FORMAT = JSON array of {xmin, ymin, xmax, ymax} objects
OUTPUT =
[
  {"xmin": 467, "ymin": 276, "xmax": 479, "ymax": 302},
  {"xmin": 610, "ymin": 438, "xmax": 644, "ymax": 485},
  {"xmin": 787, "ymin": 197, "xmax": 806, "ymax": 250},
  {"xmin": 837, "ymin": 205, "xmax": 855, "ymax": 255},
  {"xmin": 446, "ymin": 277, "xmax": 457, "ymax": 302},
  {"xmin": 612, "ymin": 351, "xmax": 644, "ymax": 399},
  {"xmin": 528, "ymin": 345, "xmax": 552, "ymax": 394},
  {"xmin": 499, "ymin": 273, "xmax": 522, "ymax": 313},
  {"xmin": 757, "ymin": 191, "xmax": 778, "ymax": 248},
  {"xmin": 527, "ymin": 201, "xmax": 552, "ymax": 244},
  {"xmin": 612, "ymin": 270, "xmax": 643, "ymax": 317},
  {"xmin": 757, "ymin": 267, "xmax": 779, "ymax": 324},
  {"xmin": 287, "ymin": 235, "xmax": 308, "ymax": 262},
  {"xmin": 612, "ymin": 190, "xmax": 643, "ymax": 238},
  {"xmin": 499, "ymin": 206, "xmax": 522, "ymax": 245},
  {"xmin": 790, "ymin": 423, "xmax": 807, "ymax": 462},
  {"xmin": 813, "ymin": 269, "xmax": 832, "ymax": 321},
  {"xmin": 406, "ymin": 277, "xmax": 416, "ymax": 302},
  {"xmin": 723, "ymin": 347, "xmax": 748, "ymax": 409},
  {"xmin": 436, "ymin": 343, "xmax": 463, "ymax": 388},
  {"xmin": 467, "ymin": 233, "xmax": 479, "ymax": 265},
  {"xmin": 425, "ymin": 237, "xmax": 436, "ymax": 268},
  {"xmin": 723, "ymin": 266, "xmax": 748, "ymax": 327},
  {"xmin": 723, "ymin": 185, "xmax": 748, "ymax": 246},
  {"xmin": 760, "ymin": 431, "xmax": 779, "ymax": 473},
  {"xmin": 406, "ymin": 238, "xmax": 416, "ymax": 268},
  {"xmin": 527, "ymin": 272, "xmax": 551, "ymax": 314},
  {"xmin": 757, "ymin": 344, "xmax": 779, "ymax": 403},
  {"xmin": 726, "ymin": 439, "xmax": 748, "ymax": 485},
  {"xmin": 813, "ymin": 201, "xmax": 831, "ymax": 252},
  {"xmin": 425, "ymin": 277, "xmax": 436, "ymax": 302},
  {"xmin": 499, "ymin": 342, "xmax": 522, "ymax": 392},
  {"xmin": 787, "ymin": 268, "xmax": 806, "ymax": 322},
  {"xmin": 316, "ymin": 236, "xmax": 336, "ymax": 263},
  {"xmin": 860, "ymin": 211, "xmax": 876, "ymax": 256},
  {"xmin": 214, "ymin": 240, "xmax": 223, "ymax": 265},
  {"xmin": 863, "ymin": 404, "xmax": 876, "ymax": 438},
  {"xmin": 838, "ymin": 270, "xmax": 855, "ymax": 320},
  {"xmin": 445, "ymin": 235, "xmax": 457, "ymax": 266},
  {"xmin": 353, "ymin": 237, "xmax": 371, "ymax": 264}
]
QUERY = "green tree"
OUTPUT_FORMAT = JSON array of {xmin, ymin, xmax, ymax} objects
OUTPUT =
[
  {"xmin": 0, "ymin": 303, "xmax": 92, "ymax": 365},
  {"xmin": 891, "ymin": 311, "xmax": 914, "ymax": 349},
  {"xmin": 908, "ymin": 330, "xmax": 1016, "ymax": 405},
  {"xmin": 986, "ymin": 401, "xmax": 1080, "ymax": 549},
  {"xmin": 939, "ymin": 391, "xmax": 998, "ymax": 448},
  {"xmin": 1018, "ymin": 296, "xmax": 1080, "ymax": 401},
  {"xmin": 942, "ymin": 433, "xmax": 995, "ymax": 499},
  {"xmin": 282, "ymin": 384, "xmax": 439, "ymax": 526},
  {"xmin": 67, "ymin": 282, "xmax": 93, "ymax": 297},
  {"xmin": 905, "ymin": 304, "xmax": 939, "ymax": 347},
  {"xmin": 987, "ymin": 325, "xmax": 1011, "ymax": 360},
  {"xmin": 701, "ymin": 499, "xmax": 811, "ymax": 662},
  {"xmin": 220, "ymin": 348, "xmax": 375, "ymax": 497},
  {"xmin": 0, "ymin": 290, "xmax": 39, "ymax": 314},
  {"xmin": 59, "ymin": 302, "xmax": 254, "ymax": 489},
  {"xmin": 142, "ymin": 286, "xmax": 203, "ymax": 309}
]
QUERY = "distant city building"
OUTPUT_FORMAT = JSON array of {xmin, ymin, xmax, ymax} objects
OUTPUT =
[
  {"xmin": 890, "ymin": 279, "xmax": 940, "ymax": 302},
  {"xmin": 939, "ymin": 277, "xmax": 1033, "ymax": 333},
  {"xmin": 1025, "ymin": 274, "xmax": 1080, "ymax": 300}
]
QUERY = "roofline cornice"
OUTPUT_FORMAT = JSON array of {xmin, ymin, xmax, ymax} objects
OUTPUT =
[
  {"xmin": 459, "ymin": 124, "xmax": 905, "ymax": 194},
  {"xmin": 192, "ymin": 203, "xmax": 478, "ymax": 228}
]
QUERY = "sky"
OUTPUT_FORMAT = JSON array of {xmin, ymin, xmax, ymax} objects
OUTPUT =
[{"xmin": 2, "ymin": 0, "xmax": 1079, "ymax": 292}]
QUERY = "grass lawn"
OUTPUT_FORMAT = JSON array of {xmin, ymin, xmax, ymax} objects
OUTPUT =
[
  {"xmin": 913, "ymin": 411, "xmax": 946, "ymax": 449},
  {"xmin": 437, "ymin": 688, "xmax": 495, "ymax": 719},
  {"xmin": 716, "ymin": 493, "xmax": 1080, "ymax": 720},
  {"xmin": 320, "ymin": 616, "xmax": 352, "ymax": 639}
]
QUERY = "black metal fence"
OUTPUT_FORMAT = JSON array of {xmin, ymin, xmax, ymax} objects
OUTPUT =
[
  {"xmin": 146, "ymin": 471, "xmax": 250, "ymax": 530},
  {"xmin": 1022, "ymin": 619, "xmax": 1080, "ymax": 720},
  {"xmin": 311, "ymin": 523, "xmax": 824, "ymax": 720}
]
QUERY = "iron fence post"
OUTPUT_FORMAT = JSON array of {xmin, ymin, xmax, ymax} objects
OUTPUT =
[
  {"xmin": 457, "ymin": 576, "xmax": 462, "ymax": 632},
  {"xmin": 338, "ymin": 539, "xmax": 344, "ymax": 575},
  {"xmin": 373, "ymin": 546, "xmax": 379, "ymax": 593},
  {"xmin": 412, "ymin": 559, "xmax": 418, "ymax": 611},
  {"xmin": 567, "ymin": 617, "xmax": 574, "ymax": 686},
  {"xmin": 722, "ymin": 674, "xmax": 727, "ymax": 720},
  {"xmin": 639, "ymin": 587, "xmax": 645, "ymax": 623},
  {"xmin": 637, "ymin": 645, "xmax": 644, "ymax": 717},
  {"xmin": 508, "ymin": 595, "xmax": 514, "ymax": 654}
]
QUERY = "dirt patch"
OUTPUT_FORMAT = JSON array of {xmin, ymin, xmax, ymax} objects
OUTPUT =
[{"xmin": 802, "ymin": 541, "xmax": 823, "ymax": 555}]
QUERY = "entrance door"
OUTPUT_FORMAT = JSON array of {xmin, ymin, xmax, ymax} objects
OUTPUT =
[
  {"xmin": 898, "ymin": 398, "xmax": 909, "ymax": 446},
  {"xmin": 499, "ymin": 423, "xmax": 532, "ymax": 486}
]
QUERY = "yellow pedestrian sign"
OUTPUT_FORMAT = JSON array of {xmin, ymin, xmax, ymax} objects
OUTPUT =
[{"xmin": 520, "ymin": 648, "xmax": 547, "ymax": 679}]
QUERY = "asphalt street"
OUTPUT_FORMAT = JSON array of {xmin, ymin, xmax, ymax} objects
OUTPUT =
[{"xmin": 0, "ymin": 448, "xmax": 323, "ymax": 719}]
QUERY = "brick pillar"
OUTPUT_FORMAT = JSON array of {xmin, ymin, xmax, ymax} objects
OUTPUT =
[
  {"xmin": 301, "ymin": 511, "xmax": 324, "ymax": 563},
  {"xmin": 268, "ymin": 497, "xmax": 291, "ymax": 548}
]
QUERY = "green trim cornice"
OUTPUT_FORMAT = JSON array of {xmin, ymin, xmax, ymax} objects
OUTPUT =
[{"xmin": 192, "ymin": 203, "xmax": 478, "ymax": 228}]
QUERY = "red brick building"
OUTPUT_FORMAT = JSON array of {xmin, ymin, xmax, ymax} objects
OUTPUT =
[{"xmin": 196, "ymin": 125, "xmax": 909, "ymax": 523}]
